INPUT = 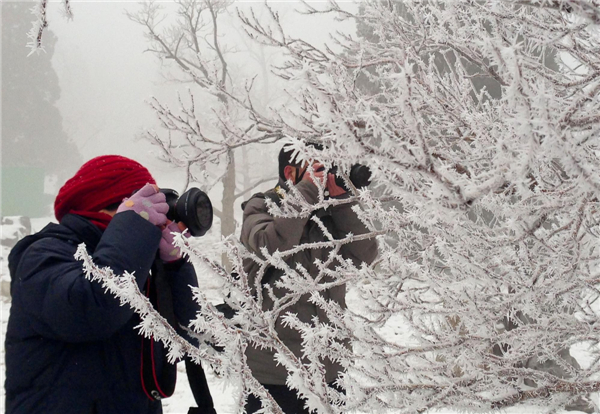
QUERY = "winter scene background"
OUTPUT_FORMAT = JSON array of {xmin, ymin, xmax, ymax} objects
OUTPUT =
[{"xmin": 2, "ymin": 0, "xmax": 600, "ymax": 413}]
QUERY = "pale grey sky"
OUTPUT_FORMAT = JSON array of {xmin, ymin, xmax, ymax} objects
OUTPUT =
[{"xmin": 45, "ymin": 0, "xmax": 357, "ymax": 191}]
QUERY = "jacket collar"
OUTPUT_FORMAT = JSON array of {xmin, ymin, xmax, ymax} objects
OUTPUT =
[
  {"xmin": 60, "ymin": 214, "xmax": 104, "ymax": 253},
  {"xmin": 8, "ymin": 214, "xmax": 103, "ymax": 294}
]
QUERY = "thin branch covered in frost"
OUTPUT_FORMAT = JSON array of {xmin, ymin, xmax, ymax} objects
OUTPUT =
[
  {"xmin": 174, "ymin": 232, "xmax": 363, "ymax": 413},
  {"xmin": 75, "ymin": 239, "xmax": 295, "ymax": 413},
  {"xmin": 74, "ymin": 243, "xmax": 217, "ymax": 366},
  {"xmin": 27, "ymin": 0, "xmax": 73, "ymax": 54},
  {"xmin": 127, "ymin": 0, "xmax": 287, "ymax": 193},
  {"xmin": 27, "ymin": 0, "xmax": 49, "ymax": 54}
]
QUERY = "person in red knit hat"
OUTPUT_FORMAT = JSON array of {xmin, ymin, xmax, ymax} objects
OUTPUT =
[
  {"xmin": 54, "ymin": 155, "xmax": 158, "ymax": 229},
  {"xmin": 5, "ymin": 155, "xmax": 216, "ymax": 414}
]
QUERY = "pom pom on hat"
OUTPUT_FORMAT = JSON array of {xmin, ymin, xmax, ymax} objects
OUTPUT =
[{"xmin": 54, "ymin": 155, "xmax": 156, "ymax": 222}]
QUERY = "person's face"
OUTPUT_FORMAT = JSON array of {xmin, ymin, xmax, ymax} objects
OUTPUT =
[{"xmin": 284, "ymin": 161, "xmax": 327, "ymax": 185}]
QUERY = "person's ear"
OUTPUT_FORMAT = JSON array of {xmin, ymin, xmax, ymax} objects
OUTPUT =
[{"xmin": 283, "ymin": 165, "xmax": 297, "ymax": 183}]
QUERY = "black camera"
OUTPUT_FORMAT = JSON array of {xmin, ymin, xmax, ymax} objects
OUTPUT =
[
  {"xmin": 159, "ymin": 188, "xmax": 213, "ymax": 237},
  {"xmin": 322, "ymin": 164, "xmax": 372, "ymax": 190}
]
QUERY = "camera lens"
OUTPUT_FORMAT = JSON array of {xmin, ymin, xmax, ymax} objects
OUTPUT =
[
  {"xmin": 349, "ymin": 164, "xmax": 372, "ymax": 188},
  {"xmin": 159, "ymin": 187, "xmax": 213, "ymax": 237},
  {"xmin": 174, "ymin": 188, "xmax": 213, "ymax": 237},
  {"xmin": 332, "ymin": 164, "xmax": 371, "ymax": 189},
  {"xmin": 194, "ymin": 194, "xmax": 213, "ymax": 232},
  {"xmin": 159, "ymin": 189, "xmax": 180, "ymax": 220}
]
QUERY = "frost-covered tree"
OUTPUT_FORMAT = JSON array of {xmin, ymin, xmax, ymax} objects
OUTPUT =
[
  {"xmin": 3, "ymin": 1, "xmax": 81, "ymax": 217},
  {"xmin": 127, "ymin": 0, "xmax": 284, "ymax": 268},
  {"xmin": 80, "ymin": 0, "xmax": 600, "ymax": 413},
  {"xmin": 26, "ymin": 0, "xmax": 72, "ymax": 53}
]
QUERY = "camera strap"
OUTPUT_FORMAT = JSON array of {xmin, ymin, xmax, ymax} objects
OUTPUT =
[
  {"xmin": 295, "ymin": 163, "xmax": 309, "ymax": 183},
  {"xmin": 140, "ymin": 260, "xmax": 177, "ymax": 401},
  {"xmin": 141, "ymin": 260, "xmax": 217, "ymax": 412}
]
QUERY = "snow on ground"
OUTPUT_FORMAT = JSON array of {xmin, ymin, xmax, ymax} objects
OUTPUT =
[{"xmin": 0, "ymin": 218, "xmax": 597, "ymax": 413}]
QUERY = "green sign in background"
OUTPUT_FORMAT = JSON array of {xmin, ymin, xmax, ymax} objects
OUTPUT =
[{"xmin": 1, "ymin": 167, "xmax": 52, "ymax": 218}]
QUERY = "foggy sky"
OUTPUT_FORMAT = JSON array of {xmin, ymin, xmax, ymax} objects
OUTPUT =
[{"xmin": 16, "ymin": 1, "xmax": 357, "ymax": 192}]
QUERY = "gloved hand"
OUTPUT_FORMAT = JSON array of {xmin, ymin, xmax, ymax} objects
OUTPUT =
[
  {"xmin": 117, "ymin": 183, "xmax": 168, "ymax": 227},
  {"xmin": 159, "ymin": 221, "xmax": 189, "ymax": 262},
  {"xmin": 326, "ymin": 172, "xmax": 347, "ymax": 197}
]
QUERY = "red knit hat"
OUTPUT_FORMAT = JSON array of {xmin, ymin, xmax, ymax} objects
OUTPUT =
[{"xmin": 54, "ymin": 155, "xmax": 156, "ymax": 224}]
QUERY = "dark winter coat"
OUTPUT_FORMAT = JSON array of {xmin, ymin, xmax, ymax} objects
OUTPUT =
[
  {"xmin": 240, "ymin": 179, "xmax": 378, "ymax": 385},
  {"xmin": 5, "ymin": 211, "xmax": 200, "ymax": 414}
]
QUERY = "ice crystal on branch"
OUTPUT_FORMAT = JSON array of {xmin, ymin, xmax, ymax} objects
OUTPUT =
[
  {"xmin": 74, "ymin": 243, "xmax": 213, "ymax": 365},
  {"xmin": 27, "ymin": 0, "xmax": 73, "ymax": 54}
]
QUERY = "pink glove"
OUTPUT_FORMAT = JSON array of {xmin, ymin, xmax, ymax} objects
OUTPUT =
[
  {"xmin": 117, "ymin": 183, "xmax": 168, "ymax": 227},
  {"xmin": 159, "ymin": 221, "xmax": 189, "ymax": 262}
]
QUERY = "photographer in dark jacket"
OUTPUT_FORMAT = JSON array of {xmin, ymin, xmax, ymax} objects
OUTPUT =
[
  {"xmin": 5, "ymin": 155, "xmax": 215, "ymax": 414},
  {"xmin": 241, "ymin": 147, "xmax": 378, "ymax": 413}
]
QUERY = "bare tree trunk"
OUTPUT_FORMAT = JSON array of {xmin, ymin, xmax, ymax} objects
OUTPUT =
[
  {"xmin": 242, "ymin": 146, "xmax": 251, "ymax": 192},
  {"xmin": 220, "ymin": 148, "xmax": 236, "ymax": 270}
]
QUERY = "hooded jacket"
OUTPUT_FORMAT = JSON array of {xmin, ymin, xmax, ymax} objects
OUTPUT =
[
  {"xmin": 240, "ymin": 179, "xmax": 378, "ymax": 385},
  {"xmin": 5, "ymin": 211, "xmax": 200, "ymax": 414}
]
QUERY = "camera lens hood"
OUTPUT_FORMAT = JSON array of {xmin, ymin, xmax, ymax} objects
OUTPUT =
[{"xmin": 175, "ymin": 188, "xmax": 213, "ymax": 237}]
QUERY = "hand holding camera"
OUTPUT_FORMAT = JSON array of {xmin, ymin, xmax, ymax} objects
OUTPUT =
[
  {"xmin": 301, "ymin": 162, "xmax": 327, "ymax": 186},
  {"xmin": 159, "ymin": 221, "xmax": 189, "ymax": 262},
  {"xmin": 326, "ymin": 173, "xmax": 347, "ymax": 197},
  {"xmin": 117, "ymin": 183, "xmax": 169, "ymax": 226},
  {"xmin": 120, "ymin": 184, "xmax": 213, "ymax": 236},
  {"xmin": 304, "ymin": 162, "xmax": 371, "ymax": 197},
  {"xmin": 117, "ymin": 183, "xmax": 213, "ymax": 261}
]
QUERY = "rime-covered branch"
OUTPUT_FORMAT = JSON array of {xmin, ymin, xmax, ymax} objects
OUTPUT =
[
  {"xmin": 27, "ymin": 0, "xmax": 73, "ymax": 54},
  {"xmin": 74, "ymin": 243, "xmax": 218, "ymax": 366}
]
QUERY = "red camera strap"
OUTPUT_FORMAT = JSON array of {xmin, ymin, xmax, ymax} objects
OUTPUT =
[{"xmin": 140, "ymin": 262, "xmax": 177, "ymax": 401}]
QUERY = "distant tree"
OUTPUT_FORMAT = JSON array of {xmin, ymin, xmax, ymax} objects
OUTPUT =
[
  {"xmin": 25, "ymin": 0, "xmax": 72, "ymax": 53},
  {"xmin": 127, "ymin": 0, "xmax": 282, "ymax": 267},
  {"xmin": 2, "ymin": 1, "xmax": 81, "ymax": 216}
]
